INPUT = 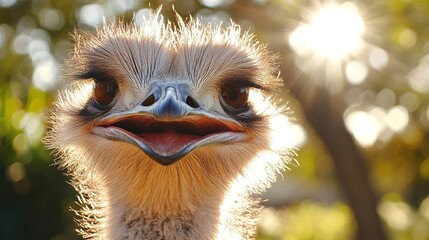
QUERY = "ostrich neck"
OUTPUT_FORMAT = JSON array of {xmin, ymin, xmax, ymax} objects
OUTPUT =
[
  {"xmin": 99, "ymin": 161, "xmax": 259, "ymax": 239},
  {"xmin": 109, "ymin": 192, "xmax": 221, "ymax": 239}
]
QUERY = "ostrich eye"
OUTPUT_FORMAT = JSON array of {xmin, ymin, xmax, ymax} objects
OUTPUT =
[
  {"xmin": 93, "ymin": 78, "xmax": 118, "ymax": 106},
  {"xmin": 221, "ymin": 83, "xmax": 249, "ymax": 110}
]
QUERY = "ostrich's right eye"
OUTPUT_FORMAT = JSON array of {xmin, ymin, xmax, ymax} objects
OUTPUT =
[{"xmin": 93, "ymin": 78, "xmax": 118, "ymax": 106}]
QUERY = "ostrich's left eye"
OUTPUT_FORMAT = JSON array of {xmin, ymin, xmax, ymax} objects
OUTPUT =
[
  {"xmin": 221, "ymin": 83, "xmax": 249, "ymax": 111},
  {"xmin": 93, "ymin": 78, "xmax": 118, "ymax": 106}
]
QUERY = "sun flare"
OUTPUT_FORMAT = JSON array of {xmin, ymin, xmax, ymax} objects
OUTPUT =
[
  {"xmin": 288, "ymin": 1, "xmax": 368, "ymax": 93},
  {"xmin": 289, "ymin": 2, "xmax": 365, "ymax": 60}
]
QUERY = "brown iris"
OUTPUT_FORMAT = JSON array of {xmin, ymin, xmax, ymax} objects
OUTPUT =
[
  {"xmin": 93, "ymin": 78, "xmax": 118, "ymax": 106},
  {"xmin": 221, "ymin": 83, "xmax": 249, "ymax": 110}
]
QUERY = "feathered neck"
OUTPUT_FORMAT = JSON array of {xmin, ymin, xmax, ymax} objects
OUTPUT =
[{"xmin": 68, "ymin": 142, "xmax": 272, "ymax": 239}]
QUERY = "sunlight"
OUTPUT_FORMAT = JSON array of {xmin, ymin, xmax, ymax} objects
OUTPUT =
[
  {"xmin": 310, "ymin": 3, "xmax": 365, "ymax": 58},
  {"xmin": 290, "ymin": 2, "xmax": 365, "ymax": 60},
  {"xmin": 248, "ymin": 89, "xmax": 307, "ymax": 149},
  {"xmin": 270, "ymin": 115, "xmax": 307, "ymax": 149},
  {"xmin": 288, "ymin": 2, "xmax": 367, "ymax": 93}
]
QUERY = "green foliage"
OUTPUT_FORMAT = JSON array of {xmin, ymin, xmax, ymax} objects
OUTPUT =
[{"xmin": 258, "ymin": 202, "xmax": 354, "ymax": 240}]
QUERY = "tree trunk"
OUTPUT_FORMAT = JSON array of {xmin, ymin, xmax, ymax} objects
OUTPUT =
[{"xmin": 284, "ymin": 74, "xmax": 387, "ymax": 240}]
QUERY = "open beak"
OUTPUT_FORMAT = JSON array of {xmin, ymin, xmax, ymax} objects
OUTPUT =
[{"xmin": 92, "ymin": 84, "xmax": 245, "ymax": 166}]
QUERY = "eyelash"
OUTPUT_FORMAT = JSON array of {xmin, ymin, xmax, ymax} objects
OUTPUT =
[{"xmin": 218, "ymin": 77, "xmax": 263, "ymax": 91}]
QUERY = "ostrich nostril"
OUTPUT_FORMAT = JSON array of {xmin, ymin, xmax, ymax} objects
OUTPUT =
[
  {"xmin": 185, "ymin": 96, "xmax": 200, "ymax": 108},
  {"xmin": 142, "ymin": 94, "xmax": 156, "ymax": 106}
]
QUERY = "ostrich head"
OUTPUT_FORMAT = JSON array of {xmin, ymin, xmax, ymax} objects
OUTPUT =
[{"xmin": 45, "ymin": 11, "xmax": 294, "ymax": 239}]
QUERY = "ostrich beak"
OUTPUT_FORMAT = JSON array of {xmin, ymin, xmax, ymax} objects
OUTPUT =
[{"xmin": 92, "ymin": 84, "xmax": 246, "ymax": 166}]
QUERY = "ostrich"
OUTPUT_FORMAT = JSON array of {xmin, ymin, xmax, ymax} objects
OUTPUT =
[{"xmin": 44, "ymin": 11, "xmax": 294, "ymax": 239}]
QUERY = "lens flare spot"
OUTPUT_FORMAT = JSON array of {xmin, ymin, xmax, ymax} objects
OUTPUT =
[
  {"xmin": 345, "ymin": 110, "xmax": 380, "ymax": 147},
  {"xmin": 7, "ymin": 162, "xmax": 25, "ymax": 182},
  {"xmin": 345, "ymin": 61, "xmax": 368, "ymax": 85},
  {"xmin": 398, "ymin": 28, "xmax": 417, "ymax": 49},
  {"xmin": 369, "ymin": 47, "xmax": 389, "ymax": 70},
  {"xmin": 386, "ymin": 106, "xmax": 409, "ymax": 133}
]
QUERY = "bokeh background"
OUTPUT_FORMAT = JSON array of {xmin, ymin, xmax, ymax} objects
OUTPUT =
[{"xmin": 1, "ymin": 0, "xmax": 428, "ymax": 239}]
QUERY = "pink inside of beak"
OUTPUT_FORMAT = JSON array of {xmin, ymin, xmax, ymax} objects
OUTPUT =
[
  {"xmin": 136, "ymin": 130, "xmax": 202, "ymax": 156},
  {"xmin": 98, "ymin": 114, "xmax": 244, "ymax": 157}
]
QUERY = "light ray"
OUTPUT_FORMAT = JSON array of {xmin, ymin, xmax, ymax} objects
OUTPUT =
[
  {"xmin": 288, "ymin": 1, "xmax": 367, "ymax": 93},
  {"xmin": 289, "ymin": 2, "xmax": 365, "ymax": 59}
]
